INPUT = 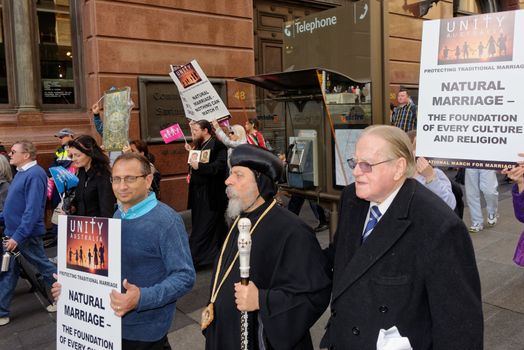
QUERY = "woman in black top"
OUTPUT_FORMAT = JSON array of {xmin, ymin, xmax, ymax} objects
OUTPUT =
[
  {"xmin": 123, "ymin": 139, "xmax": 161, "ymax": 198},
  {"xmin": 67, "ymin": 135, "xmax": 116, "ymax": 218}
]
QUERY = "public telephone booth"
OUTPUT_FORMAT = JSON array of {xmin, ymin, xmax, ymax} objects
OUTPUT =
[{"xmin": 236, "ymin": 68, "xmax": 372, "ymax": 239}]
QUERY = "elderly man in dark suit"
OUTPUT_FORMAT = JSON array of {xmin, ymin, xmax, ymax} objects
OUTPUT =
[{"xmin": 321, "ymin": 125, "xmax": 483, "ymax": 350}]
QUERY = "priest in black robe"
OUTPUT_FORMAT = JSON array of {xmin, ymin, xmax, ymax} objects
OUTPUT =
[
  {"xmin": 203, "ymin": 144, "xmax": 331, "ymax": 349},
  {"xmin": 187, "ymin": 120, "xmax": 228, "ymax": 268}
]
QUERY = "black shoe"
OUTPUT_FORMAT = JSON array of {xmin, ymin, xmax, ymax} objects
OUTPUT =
[{"xmin": 314, "ymin": 223, "xmax": 328, "ymax": 233}]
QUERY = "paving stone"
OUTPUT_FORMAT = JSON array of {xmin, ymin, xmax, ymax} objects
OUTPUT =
[
  {"xmin": 18, "ymin": 323, "xmax": 56, "ymax": 347},
  {"xmin": 176, "ymin": 285, "xmax": 211, "ymax": 315},
  {"xmin": 3, "ymin": 289, "xmax": 55, "ymax": 334},
  {"xmin": 171, "ymin": 308, "xmax": 198, "ymax": 332},
  {"xmin": 168, "ymin": 323, "xmax": 205, "ymax": 350},
  {"xmin": 470, "ymin": 228, "xmax": 506, "ymax": 252},
  {"xmin": 484, "ymin": 306, "xmax": 524, "ymax": 350},
  {"xmin": 0, "ymin": 332, "xmax": 23, "ymax": 349},
  {"xmin": 488, "ymin": 220, "xmax": 522, "ymax": 238},
  {"xmin": 482, "ymin": 302, "xmax": 502, "ymax": 322},
  {"xmin": 187, "ymin": 308, "xmax": 205, "ymax": 324},
  {"xmin": 483, "ymin": 270, "xmax": 524, "ymax": 314},
  {"xmin": 476, "ymin": 235, "xmax": 522, "ymax": 266},
  {"xmin": 476, "ymin": 259, "xmax": 521, "ymax": 298},
  {"xmin": 34, "ymin": 342, "xmax": 56, "ymax": 350}
]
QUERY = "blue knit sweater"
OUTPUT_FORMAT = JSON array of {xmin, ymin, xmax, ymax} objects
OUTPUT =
[
  {"xmin": 1, "ymin": 164, "xmax": 47, "ymax": 244},
  {"xmin": 114, "ymin": 201, "xmax": 195, "ymax": 342}
]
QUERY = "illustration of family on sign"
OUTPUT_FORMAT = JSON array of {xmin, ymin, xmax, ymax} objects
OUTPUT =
[
  {"xmin": 68, "ymin": 243, "xmax": 106, "ymax": 269},
  {"xmin": 441, "ymin": 34, "xmax": 508, "ymax": 61}
]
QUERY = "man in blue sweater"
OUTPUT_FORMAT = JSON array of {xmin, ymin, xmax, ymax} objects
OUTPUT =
[
  {"xmin": 52, "ymin": 152, "xmax": 195, "ymax": 349},
  {"xmin": 0, "ymin": 141, "xmax": 57, "ymax": 326}
]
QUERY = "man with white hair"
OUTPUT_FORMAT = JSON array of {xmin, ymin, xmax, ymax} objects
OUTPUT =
[
  {"xmin": 321, "ymin": 125, "xmax": 483, "ymax": 350},
  {"xmin": 204, "ymin": 144, "xmax": 331, "ymax": 350}
]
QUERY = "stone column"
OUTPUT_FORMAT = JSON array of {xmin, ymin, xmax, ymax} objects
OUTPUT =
[{"xmin": 13, "ymin": 0, "xmax": 41, "ymax": 118}]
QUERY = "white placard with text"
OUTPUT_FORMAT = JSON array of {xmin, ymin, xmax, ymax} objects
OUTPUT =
[
  {"xmin": 417, "ymin": 10, "xmax": 524, "ymax": 169},
  {"xmin": 56, "ymin": 215, "xmax": 122, "ymax": 350},
  {"xmin": 169, "ymin": 60, "xmax": 230, "ymax": 122}
]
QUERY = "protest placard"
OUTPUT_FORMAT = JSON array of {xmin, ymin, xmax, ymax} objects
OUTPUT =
[
  {"xmin": 102, "ymin": 87, "xmax": 133, "ymax": 151},
  {"xmin": 416, "ymin": 10, "xmax": 524, "ymax": 169},
  {"xmin": 218, "ymin": 119, "xmax": 230, "ymax": 128},
  {"xmin": 56, "ymin": 215, "xmax": 121, "ymax": 350},
  {"xmin": 169, "ymin": 60, "xmax": 230, "ymax": 121},
  {"xmin": 160, "ymin": 123, "xmax": 185, "ymax": 143},
  {"xmin": 50, "ymin": 166, "xmax": 79, "ymax": 194}
]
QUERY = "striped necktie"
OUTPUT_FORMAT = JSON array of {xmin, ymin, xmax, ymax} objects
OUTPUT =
[{"xmin": 362, "ymin": 205, "xmax": 382, "ymax": 243}]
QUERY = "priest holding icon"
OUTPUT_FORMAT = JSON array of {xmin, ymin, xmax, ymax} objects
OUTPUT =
[{"xmin": 186, "ymin": 120, "xmax": 228, "ymax": 269}]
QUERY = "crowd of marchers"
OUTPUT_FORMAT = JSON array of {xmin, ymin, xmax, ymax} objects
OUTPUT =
[{"xmin": 0, "ymin": 96, "xmax": 523, "ymax": 350}]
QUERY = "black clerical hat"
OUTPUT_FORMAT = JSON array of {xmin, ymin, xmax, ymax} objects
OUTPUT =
[
  {"xmin": 230, "ymin": 144, "xmax": 283, "ymax": 200},
  {"xmin": 230, "ymin": 144, "xmax": 282, "ymax": 181}
]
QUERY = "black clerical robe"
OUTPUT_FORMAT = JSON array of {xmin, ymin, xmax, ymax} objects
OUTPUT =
[
  {"xmin": 204, "ymin": 201, "xmax": 331, "ymax": 350},
  {"xmin": 188, "ymin": 137, "xmax": 228, "ymax": 267}
]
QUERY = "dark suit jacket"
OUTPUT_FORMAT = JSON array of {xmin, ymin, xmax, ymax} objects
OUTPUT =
[{"xmin": 321, "ymin": 179, "xmax": 483, "ymax": 350}]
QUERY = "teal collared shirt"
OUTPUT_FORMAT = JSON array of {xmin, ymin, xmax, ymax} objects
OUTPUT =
[{"xmin": 118, "ymin": 192, "xmax": 158, "ymax": 220}]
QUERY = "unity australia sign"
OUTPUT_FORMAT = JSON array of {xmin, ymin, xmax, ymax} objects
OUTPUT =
[
  {"xmin": 417, "ymin": 10, "xmax": 524, "ymax": 169},
  {"xmin": 56, "ymin": 216, "xmax": 122, "ymax": 350}
]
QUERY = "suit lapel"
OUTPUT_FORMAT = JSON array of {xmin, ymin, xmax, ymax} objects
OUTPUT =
[
  {"xmin": 332, "ymin": 180, "xmax": 416, "ymax": 302},
  {"xmin": 332, "ymin": 197, "xmax": 367, "ymax": 288}
]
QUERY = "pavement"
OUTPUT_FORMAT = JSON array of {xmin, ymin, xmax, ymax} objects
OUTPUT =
[{"xmin": 1, "ymin": 173, "xmax": 523, "ymax": 350}]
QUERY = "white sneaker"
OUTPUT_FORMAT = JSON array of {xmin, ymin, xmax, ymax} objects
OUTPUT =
[
  {"xmin": 487, "ymin": 213, "xmax": 498, "ymax": 226},
  {"xmin": 46, "ymin": 303, "xmax": 57, "ymax": 313},
  {"xmin": 0, "ymin": 317, "xmax": 10, "ymax": 326},
  {"xmin": 469, "ymin": 223, "xmax": 484, "ymax": 233}
]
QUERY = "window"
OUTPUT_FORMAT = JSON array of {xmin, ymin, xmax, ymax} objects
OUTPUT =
[
  {"xmin": 455, "ymin": 0, "xmax": 481, "ymax": 15},
  {"xmin": 37, "ymin": 0, "xmax": 77, "ymax": 105},
  {"xmin": 453, "ymin": 0, "xmax": 521, "ymax": 15},
  {"xmin": 0, "ymin": 1, "xmax": 8, "ymax": 104},
  {"xmin": 0, "ymin": 0, "xmax": 82, "ymax": 110}
]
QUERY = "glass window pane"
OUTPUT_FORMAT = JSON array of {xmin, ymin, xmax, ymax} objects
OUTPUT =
[
  {"xmin": 457, "ymin": 0, "xmax": 481, "ymax": 13},
  {"xmin": 0, "ymin": 2, "xmax": 9, "ymax": 104},
  {"xmin": 37, "ymin": 0, "xmax": 75, "ymax": 104}
]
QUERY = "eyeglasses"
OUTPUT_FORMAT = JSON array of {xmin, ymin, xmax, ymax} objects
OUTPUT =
[
  {"xmin": 8, "ymin": 150, "xmax": 27, "ymax": 155},
  {"xmin": 347, "ymin": 158, "xmax": 395, "ymax": 173},
  {"xmin": 110, "ymin": 175, "xmax": 148, "ymax": 184}
]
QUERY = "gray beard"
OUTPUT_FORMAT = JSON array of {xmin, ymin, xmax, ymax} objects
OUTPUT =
[
  {"xmin": 225, "ymin": 186, "xmax": 258, "ymax": 222},
  {"xmin": 226, "ymin": 197, "xmax": 244, "ymax": 221}
]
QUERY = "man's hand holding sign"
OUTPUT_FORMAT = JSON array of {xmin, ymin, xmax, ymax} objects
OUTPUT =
[{"xmin": 110, "ymin": 279, "xmax": 140, "ymax": 317}]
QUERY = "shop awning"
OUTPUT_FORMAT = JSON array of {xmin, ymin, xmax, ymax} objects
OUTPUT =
[{"xmin": 236, "ymin": 68, "xmax": 368, "ymax": 94}]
